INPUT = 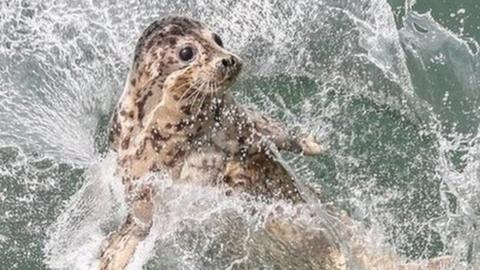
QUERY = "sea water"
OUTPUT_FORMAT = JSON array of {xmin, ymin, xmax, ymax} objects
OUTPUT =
[{"xmin": 0, "ymin": 0, "xmax": 479, "ymax": 269}]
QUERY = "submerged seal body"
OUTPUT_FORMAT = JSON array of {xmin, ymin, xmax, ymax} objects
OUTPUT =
[{"xmin": 98, "ymin": 16, "xmax": 452, "ymax": 270}]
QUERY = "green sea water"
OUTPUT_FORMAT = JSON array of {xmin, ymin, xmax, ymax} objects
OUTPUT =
[{"xmin": 0, "ymin": 0, "xmax": 479, "ymax": 269}]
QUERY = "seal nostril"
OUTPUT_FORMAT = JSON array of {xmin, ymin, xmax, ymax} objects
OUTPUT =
[
  {"xmin": 230, "ymin": 57, "xmax": 236, "ymax": 66},
  {"xmin": 222, "ymin": 59, "xmax": 229, "ymax": 67}
]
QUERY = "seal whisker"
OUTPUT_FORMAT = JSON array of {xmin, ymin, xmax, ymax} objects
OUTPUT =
[
  {"xmin": 190, "ymin": 82, "xmax": 204, "ymax": 110},
  {"xmin": 181, "ymin": 78, "xmax": 207, "ymax": 104},
  {"xmin": 213, "ymin": 81, "xmax": 220, "ymax": 101},
  {"xmin": 204, "ymin": 80, "xmax": 216, "ymax": 114},
  {"xmin": 211, "ymin": 80, "xmax": 217, "ymax": 91},
  {"xmin": 207, "ymin": 81, "xmax": 215, "ymax": 110},
  {"xmin": 179, "ymin": 80, "xmax": 202, "ymax": 103},
  {"xmin": 208, "ymin": 82, "xmax": 214, "ymax": 109},
  {"xmin": 193, "ymin": 80, "xmax": 210, "ymax": 118},
  {"xmin": 179, "ymin": 89, "xmax": 194, "ymax": 103},
  {"xmin": 196, "ymin": 93, "xmax": 207, "ymax": 119},
  {"xmin": 182, "ymin": 88, "xmax": 201, "ymax": 103},
  {"xmin": 210, "ymin": 80, "xmax": 217, "ymax": 100}
]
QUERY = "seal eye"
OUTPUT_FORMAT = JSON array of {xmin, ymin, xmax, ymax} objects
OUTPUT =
[
  {"xmin": 179, "ymin": 47, "xmax": 195, "ymax": 61},
  {"xmin": 213, "ymin": 34, "xmax": 223, "ymax": 48}
]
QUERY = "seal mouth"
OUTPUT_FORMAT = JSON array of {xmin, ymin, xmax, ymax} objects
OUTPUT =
[
  {"xmin": 175, "ymin": 78, "xmax": 222, "ymax": 108},
  {"xmin": 170, "ymin": 52, "xmax": 243, "ymax": 110},
  {"xmin": 182, "ymin": 54, "xmax": 242, "ymax": 98}
]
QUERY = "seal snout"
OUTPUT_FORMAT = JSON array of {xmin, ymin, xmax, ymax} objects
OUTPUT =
[
  {"xmin": 215, "ymin": 54, "xmax": 243, "ymax": 82},
  {"xmin": 220, "ymin": 55, "xmax": 236, "ymax": 68}
]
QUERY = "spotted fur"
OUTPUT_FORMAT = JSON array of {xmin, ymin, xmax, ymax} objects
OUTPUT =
[
  {"xmin": 98, "ymin": 16, "xmax": 329, "ymax": 270},
  {"xmin": 98, "ymin": 16, "xmax": 456, "ymax": 270}
]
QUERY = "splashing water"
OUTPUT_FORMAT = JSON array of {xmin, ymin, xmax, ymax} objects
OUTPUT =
[{"xmin": 0, "ymin": 0, "xmax": 479, "ymax": 269}]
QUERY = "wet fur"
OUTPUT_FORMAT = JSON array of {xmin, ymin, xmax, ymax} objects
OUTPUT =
[
  {"xmin": 99, "ymin": 16, "xmax": 313, "ymax": 269},
  {"xmin": 98, "ymin": 16, "xmax": 452, "ymax": 270}
]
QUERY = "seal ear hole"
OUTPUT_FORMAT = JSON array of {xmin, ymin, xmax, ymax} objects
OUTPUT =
[
  {"xmin": 179, "ymin": 46, "xmax": 195, "ymax": 62},
  {"xmin": 213, "ymin": 33, "xmax": 223, "ymax": 48}
]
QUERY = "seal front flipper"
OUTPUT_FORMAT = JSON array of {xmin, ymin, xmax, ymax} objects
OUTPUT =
[
  {"xmin": 98, "ymin": 214, "xmax": 150, "ymax": 270},
  {"xmin": 296, "ymin": 133, "xmax": 327, "ymax": 155},
  {"xmin": 243, "ymin": 107, "xmax": 327, "ymax": 155},
  {"xmin": 98, "ymin": 186, "xmax": 154, "ymax": 270}
]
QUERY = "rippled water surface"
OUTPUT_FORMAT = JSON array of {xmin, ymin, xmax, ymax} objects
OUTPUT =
[{"xmin": 0, "ymin": 0, "xmax": 479, "ymax": 269}]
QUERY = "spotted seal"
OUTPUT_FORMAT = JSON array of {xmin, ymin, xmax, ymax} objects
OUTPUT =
[
  {"xmin": 99, "ymin": 16, "xmax": 324, "ymax": 269},
  {"xmin": 98, "ymin": 16, "xmax": 453, "ymax": 270}
]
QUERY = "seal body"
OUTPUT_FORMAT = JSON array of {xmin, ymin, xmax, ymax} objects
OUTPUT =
[
  {"xmin": 108, "ymin": 17, "xmax": 310, "ymax": 198},
  {"xmin": 97, "ymin": 16, "xmax": 451, "ymax": 270},
  {"xmin": 99, "ymin": 16, "xmax": 324, "ymax": 269}
]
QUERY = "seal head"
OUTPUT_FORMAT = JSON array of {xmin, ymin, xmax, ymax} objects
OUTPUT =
[
  {"xmin": 110, "ymin": 16, "xmax": 243, "ymax": 151},
  {"xmin": 134, "ymin": 16, "xmax": 242, "ymax": 95}
]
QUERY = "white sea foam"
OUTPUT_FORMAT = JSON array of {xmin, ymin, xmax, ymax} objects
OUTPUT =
[{"xmin": 0, "ymin": 0, "xmax": 478, "ymax": 269}]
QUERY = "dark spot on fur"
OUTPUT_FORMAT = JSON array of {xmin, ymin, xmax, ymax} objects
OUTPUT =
[
  {"xmin": 238, "ymin": 136, "xmax": 246, "ymax": 145},
  {"xmin": 118, "ymin": 157, "xmax": 128, "ymax": 167},
  {"xmin": 135, "ymin": 139, "xmax": 147, "ymax": 157},
  {"xmin": 133, "ymin": 53, "xmax": 140, "ymax": 63},
  {"xmin": 175, "ymin": 120, "xmax": 189, "ymax": 131},
  {"xmin": 143, "ymin": 21, "xmax": 160, "ymax": 39},
  {"xmin": 165, "ymin": 123, "xmax": 172, "ymax": 129},
  {"xmin": 131, "ymin": 78, "xmax": 136, "ymax": 86},
  {"xmin": 164, "ymin": 148, "xmax": 185, "ymax": 167},
  {"xmin": 121, "ymin": 137, "xmax": 130, "ymax": 149},
  {"xmin": 151, "ymin": 129, "xmax": 170, "ymax": 141},
  {"xmin": 109, "ymin": 113, "xmax": 122, "ymax": 147},
  {"xmin": 197, "ymin": 113, "xmax": 207, "ymax": 121},
  {"xmin": 168, "ymin": 37, "xmax": 177, "ymax": 46},
  {"xmin": 180, "ymin": 105, "xmax": 191, "ymax": 115},
  {"xmin": 142, "ymin": 136, "xmax": 163, "ymax": 154},
  {"xmin": 135, "ymin": 91, "xmax": 153, "ymax": 125},
  {"xmin": 149, "ymin": 162, "xmax": 160, "ymax": 172},
  {"xmin": 169, "ymin": 25, "xmax": 184, "ymax": 36},
  {"xmin": 146, "ymin": 39, "xmax": 156, "ymax": 51},
  {"xmin": 213, "ymin": 103, "xmax": 222, "ymax": 122}
]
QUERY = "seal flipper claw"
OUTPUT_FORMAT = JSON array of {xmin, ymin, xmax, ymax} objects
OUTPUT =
[{"xmin": 297, "ymin": 134, "xmax": 327, "ymax": 156}]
